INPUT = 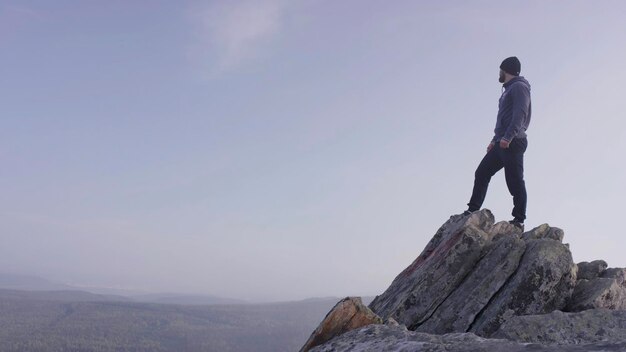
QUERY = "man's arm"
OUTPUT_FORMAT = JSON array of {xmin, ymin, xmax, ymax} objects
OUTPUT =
[{"xmin": 501, "ymin": 83, "xmax": 531, "ymax": 144}]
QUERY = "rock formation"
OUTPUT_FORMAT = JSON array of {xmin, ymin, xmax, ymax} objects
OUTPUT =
[
  {"xmin": 301, "ymin": 209, "xmax": 626, "ymax": 351},
  {"xmin": 308, "ymin": 322, "xmax": 626, "ymax": 352},
  {"xmin": 299, "ymin": 297, "xmax": 382, "ymax": 352},
  {"xmin": 493, "ymin": 309, "xmax": 626, "ymax": 344},
  {"xmin": 567, "ymin": 265, "xmax": 626, "ymax": 311}
]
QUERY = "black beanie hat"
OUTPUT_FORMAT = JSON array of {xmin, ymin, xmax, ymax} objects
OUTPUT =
[{"xmin": 500, "ymin": 56, "xmax": 521, "ymax": 76}]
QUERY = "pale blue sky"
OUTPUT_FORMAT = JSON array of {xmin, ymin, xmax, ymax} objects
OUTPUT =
[{"xmin": 2, "ymin": 1, "xmax": 626, "ymax": 301}]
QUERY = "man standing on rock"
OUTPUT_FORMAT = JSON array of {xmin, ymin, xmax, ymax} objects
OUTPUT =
[{"xmin": 464, "ymin": 56, "xmax": 531, "ymax": 230}]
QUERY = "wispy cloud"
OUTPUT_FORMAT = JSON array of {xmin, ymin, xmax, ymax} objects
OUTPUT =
[{"xmin": 189, "ymin": 0, "xmax": 287, "ymax": 76}]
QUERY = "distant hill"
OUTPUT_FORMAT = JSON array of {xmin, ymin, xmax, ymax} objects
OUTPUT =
[
  {"xmin": 0, "ymin": 288, "xmax": 131, "ymax": 303},
  {"xmin": 0, "ymin": 274, "xmax": 249, "ymax": 305},
  {"xmin": 0, "ymin": 289, "xmax": 345, "ymax": 352},
  {"xmin": 132, "ymin": 293, "xmax": 247, "ymax": 305},
  {"xmin": 0, "ymin": 273, "xmax": 73, "ymax": 291}
]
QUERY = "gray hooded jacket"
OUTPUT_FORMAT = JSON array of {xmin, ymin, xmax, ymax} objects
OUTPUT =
[{"xmin": 492, "ymin": 76, "xmax": 531, "ymax": 143}]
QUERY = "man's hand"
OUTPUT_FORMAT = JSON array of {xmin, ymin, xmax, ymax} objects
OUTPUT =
[
  {"xmin": 487, "ymin": 142, "xmax": 495, "ymax": 152},
  {"xmin": 499, "ymin": 139, "xmax": 510, "ymax": 149}
]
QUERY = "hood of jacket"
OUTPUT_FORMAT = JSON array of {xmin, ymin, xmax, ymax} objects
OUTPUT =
[{"xmin": 503, "ymin": 76, "xmax": 530, "ymax": 90}]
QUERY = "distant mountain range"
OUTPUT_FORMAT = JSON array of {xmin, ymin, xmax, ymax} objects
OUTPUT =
[
  {"xmin": 0, "ymin": 273, "xmax": 74, "ymax": 291},
  {"xmin": 0, "ymin": 287, "xmax": 361, "ymax": 352},
  {"xmin": 0, "ymin": 273, "xmax": 377, "ymax": 351},
  {"xmin": 0, "ymin": 288, "xmax": 131, "ymax": 302},
  {"xmin": 131, "ymin": 293, "xmax": 247, "ymax": 305},
  {"xmin": 0, "ymin": 273, "xmax": 247, "ymax": 305},
  {"xmin": 0, "ymin": 273, "xmax": 373, "ymax": 306}
]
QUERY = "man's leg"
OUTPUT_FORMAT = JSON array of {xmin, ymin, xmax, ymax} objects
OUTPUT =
[
  {"xmin": 503, "ymin": 138, "xmax": 528, "ymax": 221},
  {"xmin": 467, "ymin": 146, "xmax": 504, "ymax": 212}
]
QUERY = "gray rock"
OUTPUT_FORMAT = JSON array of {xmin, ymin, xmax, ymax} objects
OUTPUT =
[
  {"xmin": 415, "ymin": 235, "xmax": 526, "ymax": 334},
  {"xmin": 383, "ymin": 317, "xmax": 404, "ymax": 329},
  {"xmin": 577, "ymin": 260, "xmax": 608, "ymax": 280},
  {"xmin": 309, "ymin": 323, "xmax": 626, "ymax": 352},
  {"xmin": 299, "ymin": 297, "xmax": 382, "ymax": 352},
  {"xmin": 601, "ymin": 267, "xmax": 626, "ymax": 286},
  {"xmin": 490, "ymin": 221, "xmax": 523, "ymax": 241},
  {"xmin": 521, "ymin": 223, "xmax": 564, "ymax": 242},
  {"xmin": 566, "ymin": 277, "xmax": 626, "ymax": 311},
  {"xmin": 368, "ymin": 210, "xmax": 494, "ymax": 328},
  {"xmin": 494, "ymin": 309, "xmax": 626, "ymax": 345},
  {"xmin": 469, "ymin": 238, "xmax": 577, "ymax": 337}
]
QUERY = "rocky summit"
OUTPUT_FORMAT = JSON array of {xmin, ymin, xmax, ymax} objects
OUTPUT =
[{"xmin": 300, "ymin": 210, "xmax": 626, "ymax": 351}]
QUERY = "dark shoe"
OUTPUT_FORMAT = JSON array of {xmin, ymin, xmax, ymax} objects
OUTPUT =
[
  {"xmin": 509, "ymin": 219, "xmax": 524, "ymax": 231},
  {"xmin": 463, "ymin": 209, "xmax": 477, "ymax": 216}
]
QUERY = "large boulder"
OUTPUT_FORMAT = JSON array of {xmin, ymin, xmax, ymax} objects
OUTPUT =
[
  {"xmin": 415, "ymin": 235, "xmax": 525, "ymax": 334},
  {"xmin": 565, "ymin": 266, "xmax": 626, "ymax": 312},
  {"xmin": 299, "ymin": 297, "xmax": 382, "ymax": 352},
  {"xmin": 469, "ymin": 237, "xmax": 577, "ymax": 336},
  {"xmin": 567, "ymin": 277, "xmax": 626, "ymax": 311},
  {"xmin": 493, "ymin": 309, "xmax": 626, "ymax": 344},
  {"xmin": 577, "ymin": 260, "xmax": 608, "ymax": 280},
  {"xmin": 601, "ymin": 267, "xmax": 626, "ymax": 285},
  {"xmin": 521, "ymin": 223, "xmax": 564, "ymax": 242},
  {"xmin": 368, "ymin": 210, "xmax": 495, "ymax": 329},
  {"xmin": 368, "ymin": 211, "xmax": 578, "ymax": 337}
]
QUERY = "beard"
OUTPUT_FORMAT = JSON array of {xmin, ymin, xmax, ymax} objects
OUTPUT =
[{"xmin": 499, "ymin": 71, "xmax": 505, "ymax": 83}]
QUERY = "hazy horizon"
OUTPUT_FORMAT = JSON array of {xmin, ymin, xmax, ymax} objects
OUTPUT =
[
  {"xmin": 3, "ymin": 1, "xmax": 626, "ymax": 302},
  {"xmin": 0, "ymin": 271, "xmax": 361, "ymax": 303}
]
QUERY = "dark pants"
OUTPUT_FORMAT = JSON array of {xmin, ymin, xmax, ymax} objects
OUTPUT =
[{"xmin": 467, "ymin": 138, "xmax": 528, "ymax": 221}]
